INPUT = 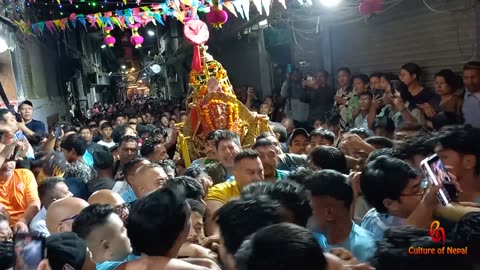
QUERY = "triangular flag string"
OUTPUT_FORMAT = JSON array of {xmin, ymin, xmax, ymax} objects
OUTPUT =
[{"xmin": 17, "ymin": 0, "xmax": 287, "ymax": 36}]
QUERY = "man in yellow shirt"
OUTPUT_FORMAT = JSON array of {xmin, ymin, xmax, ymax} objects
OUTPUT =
[{"xmin": 205, "ymin": 149, "xmax": 264, "ymax": 236}]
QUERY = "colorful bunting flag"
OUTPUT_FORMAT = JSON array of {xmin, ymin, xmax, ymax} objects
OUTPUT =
[
  {"xmin": 223, "ymin": 1, "xmax": 237, "ymax": 17},
  {"xmin": 19, "ymin": 1, "xmax": 287, "ymax": 36},
  {"xmin": 231, "ymin": 0, "xmax": 244, "ymax": 19},
  {"xmin": 241, "ymin": 0, "xmax": 249, "ymax": 20},
  {"xmin": 252, "ymin": 0, "xmax": 262, "ymax": 15},
  {"xmin": 261, "ymin": 0, "xmax": 270, "ymax": 15}
]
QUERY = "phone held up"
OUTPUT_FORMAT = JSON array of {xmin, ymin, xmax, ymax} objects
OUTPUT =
[
  {"xmin": 13, "ymin": 233, "xmax": 46, "ymax": 270},
  {"xmin": 420, "ymin": 154, "xmax": 459, "ymax": 206}
]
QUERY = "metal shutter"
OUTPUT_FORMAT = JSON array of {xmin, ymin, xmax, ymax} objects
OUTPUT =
[{"xmin": 329, "ymin": 0, "xmax": 475, "ymax": 86}]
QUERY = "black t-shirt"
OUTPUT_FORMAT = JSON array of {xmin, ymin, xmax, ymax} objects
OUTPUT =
[{"xmin": 406, "ymin": 88, "xmax": 437, "ymax": 105}]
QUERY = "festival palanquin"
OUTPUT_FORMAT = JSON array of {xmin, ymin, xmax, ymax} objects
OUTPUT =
[{"xmin": 177, "ymin": 20, "xmax": 271, "ymax": 166}]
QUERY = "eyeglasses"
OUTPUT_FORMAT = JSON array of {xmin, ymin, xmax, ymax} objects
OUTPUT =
[
  {"xmin": 60, "ymin": 214, "xmax": 78, "ymax": 223},
  {"xmin": 401, "ymin": 181, "xmax": 428, "ymax": 197},
  {"xmin": 128, "ymin": 122, "xmax": 137, "ymax": 125},
  {"xmin": 113, "ymin": 203, "xmax": 129, "ymax": 223}
]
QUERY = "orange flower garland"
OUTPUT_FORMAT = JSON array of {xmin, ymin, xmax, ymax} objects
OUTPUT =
[{"xmin": 198, "ymin": 98, "xmax": 239, "ymax": 131}]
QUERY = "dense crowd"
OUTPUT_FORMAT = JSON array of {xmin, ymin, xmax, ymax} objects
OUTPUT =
[{"xmin": 0, "ymin": 61, "xmax": 480, "ymax": 270}]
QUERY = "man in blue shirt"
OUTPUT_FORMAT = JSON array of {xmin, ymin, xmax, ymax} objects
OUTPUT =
[
  {"xmin": 462, "ymin": 61, "xmax": 480, "ymax": 128},
  {"xmin": 360, "ymin": 156, "xmax": 425, "ymax": 240},
  {"xmin": 306, "ymin": 170, "xmax": 375, "ymax": 262},
  {"xmin": 18, "ymin": 100, "xmax": 46, "ymax": 134}
]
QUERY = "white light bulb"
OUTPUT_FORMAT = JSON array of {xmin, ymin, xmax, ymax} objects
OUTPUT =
[
  {"xmin": 148, "ymin": 30, "xmax": 155, "ymax": 36},
  {"xmin": 320, "ymin": 0, "xmax": 342, "ymax": 7}
]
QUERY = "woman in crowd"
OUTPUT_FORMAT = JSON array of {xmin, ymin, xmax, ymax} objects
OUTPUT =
[
  {"xmin": 399, "ymin": 63, "xmax": 438, "ymax": 119},
  {"xmin": 430, "ymin": 69, "xmax": 464, "ymax": 128}
]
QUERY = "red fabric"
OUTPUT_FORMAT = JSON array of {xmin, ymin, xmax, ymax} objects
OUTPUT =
[{"xmin": 192, "ymin": 45, "xmax": 202, "ymax": 72}]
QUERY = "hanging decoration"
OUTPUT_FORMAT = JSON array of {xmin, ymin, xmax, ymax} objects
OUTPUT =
[
  {"xmin": 358, "ymin": 0, "xmax": 384, "ymax": 16},
  {"xmin": 206, "ymin": 0, "xmax": 228, "ymax": 28},
  {"xmin": 104, "ymin": 26, "xmax": 116, "ymax": 47},
  {"xmin": 184, "ymin": 19, "xmax": 209, "ymax": 72},
  {"xmin": 15, "ymin": 0, "xmax": 288, "ymax": 40},
  {"xmin": 129, "ymin": 23, "xmax": 144, "ymax": 48}
]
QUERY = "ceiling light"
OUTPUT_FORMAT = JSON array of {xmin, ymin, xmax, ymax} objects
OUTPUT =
[
  {"xmin": 131, "ymin": 67, "xmax": 136, "ymax": 71},
  {"xmin": 150, "ymin": 64, "xmax": 161, "ymax": 74},
  {"xmin": 320, "ymin": 0, "xmax": 342, "ymax": 7},
  {"xmin": 147, "ymin": 30, "xmax": 155, "ymax": 36},
  {"xmin": 101, "ymin": 44, "xmax": 106, "ymax": 49},
  {"xmin": 121, "ymin": 65, "xmax": 126, "ymax": 69}
]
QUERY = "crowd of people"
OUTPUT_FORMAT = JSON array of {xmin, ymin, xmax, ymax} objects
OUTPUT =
[{"xmin": 0, "ymin": 61, "xmax": 480, "ymax": 270}]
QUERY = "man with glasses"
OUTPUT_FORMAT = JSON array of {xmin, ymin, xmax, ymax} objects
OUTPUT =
[
  {"xmin": 360, "ymin": 156, "xmax": 430, "ymax": 240},
  {"xmin": 88, "ymin": 190, "xmax": 129, "ymax": 223},
  {"xmin": 45, "ymin": 197, "xmax": 88, "ymax": 234},
  {"xmin": 30, "ymin": 177, "xmax": 72, "ymax": 237}
]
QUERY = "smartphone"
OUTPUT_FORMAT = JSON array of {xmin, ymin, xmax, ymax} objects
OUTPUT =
[
  {"xmin": 307, "ymin": 76, "xmax": 313, "ymax": 81},
  {"xmin": 372, "ymin": 89, "xmax": 383, "ymax": 98},
  {"xmin": 390, "ymin": 80, "xmax": 403, "ymax": 92},
  {"xmin": 420, "ymin": 154, "xmax": 458, "ymax": 206},
  {"xmin": 54, "ymin": 125, "xmax": 62, "ymax": 139},
  {"xmin": 15, "ymin": 113, "xmax": 22, "ymax": 123},
  {"xmin": 14, "ymin": 233, "xmax": 46, "ymax": 270},
  {"xmin": 8, "ymin": 145, "xmax": 22, "ymax": 161}
]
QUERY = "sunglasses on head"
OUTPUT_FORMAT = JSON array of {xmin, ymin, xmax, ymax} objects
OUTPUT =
[{"xmin": 60, "ymin": 214, "xmax": 78, "ymax": 223}]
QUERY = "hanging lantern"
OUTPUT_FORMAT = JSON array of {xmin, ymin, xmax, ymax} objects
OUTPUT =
[
  {"xmin": 129, "ymin": 23, "xmax": 144, "ymax": 48},
  {"xmin": 206, "ymin": 8, "xmax": 228, "ymax": 29},
  {"xmin": 206, "ymin": 0, "xmax": 228, "ymax": 29},
  {"xmin": 367, "ymin": 0, "xmax": 384, "ymax": 13},
  {"xmin": 359, "ymin": 0, "xmax": 383, "ymax": 16},
  {"xmin": 358, "ymin": 1, "xmax": 373, "ymax": 16},
  {"xmin": 104, "ymin": 26, "xmax": 116, "ymax": 47}
]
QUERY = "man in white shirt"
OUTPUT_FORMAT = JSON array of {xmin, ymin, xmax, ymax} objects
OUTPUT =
[{"xmin": 30, "ymin": 177, "xmax": 72, "ymax": 237}]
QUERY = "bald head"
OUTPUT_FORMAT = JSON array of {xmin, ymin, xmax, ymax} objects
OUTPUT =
[
  {"xmin": 88, "ymin": 190, "xmax": 125, "ymax": 207},
  {"xmin": 46, "ymin": 197, "xmax": 89, "ymax": 234}
]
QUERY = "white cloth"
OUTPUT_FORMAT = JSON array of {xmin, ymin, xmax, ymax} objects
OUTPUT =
[
  {"xmin": 113, "ymin": 181, "xmax": 128, "ymax": 194},
  {"xmin": 98, "ymin": 140, "xmax": 116, "ymax": 148},
  {"xmin": 29, "ymin": 207, "xmax": 49, "ymax": 237}
]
